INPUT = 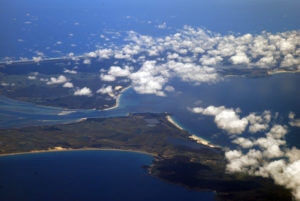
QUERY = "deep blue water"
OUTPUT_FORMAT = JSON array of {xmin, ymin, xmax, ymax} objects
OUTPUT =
[
  {"xmin": 0, "ymin": 150, "xmax": 215, "ymax": 201},
  {"xmin": 1, "ymin": 0, "xmax": 300, "ymax": 60},
  {"xmin": 1, "ymin": 73, "xmax": 299, "ymax": 148},
  {"xmin": 0, "ymin": 0, "xmax": 299, "ymax": 200}
]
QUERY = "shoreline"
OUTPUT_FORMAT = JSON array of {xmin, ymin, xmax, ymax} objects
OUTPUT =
[
  {"xmin": 166, "ymin": 115, "xmax": 184, "ymax": 130},
  {"xmin": 57, "ymin": 110, "xmax": 76, "ymax": 115},
  {"xmin": 166, "ymin": 115, "xmax": 219, "ymax": 148},
  {"xmin": 0, "ymin": 147, "xmax": 156, "ymax": 157},
  {"xmin": 102, "ymin": 85, "xmax": 131, "ymax": 111},
  {"xmin": 267, "ymin": 69, "xmax": 300, "ymax": 75}
]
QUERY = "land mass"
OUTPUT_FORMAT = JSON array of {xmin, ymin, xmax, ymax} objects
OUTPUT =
[
  {"xmin": 0, "ymin": 113, "xmax": 293, "ymax": 201},
  {"xmin": 1, "ymin": 58, "xmax": 299, "ymax": 110},
  {"xmin": 0, "ymin": 58, "xmax": 131, "ymax": 110}
]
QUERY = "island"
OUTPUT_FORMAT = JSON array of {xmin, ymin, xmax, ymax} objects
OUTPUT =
[
  {"xmin": 0, "ymin": 58, "xmax": 131, "ymax": 110},
  {"xmin": 0, "ymin": 113, "xmax": 293, "ymax": 201}
]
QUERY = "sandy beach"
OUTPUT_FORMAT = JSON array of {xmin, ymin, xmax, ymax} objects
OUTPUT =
[
  {"xmin": 267, "ymin": 69, "xmax": 300, "ymax": 75},
  {"xmin": 102, "ymin": 85, "xmax": 131, "ymax": 111},
  {"xmin": 57, "ymin": 110, "xmax": 75, "ymax": 115},
  {"xmin": 189, "ymin": 135, "xmax": 219, "ymax": 148},
  {"xmin": 166, "ymin": 115, "xmax": 219, "ymax": 148},
  {"xmin": 0, "ymin": 146, "xmax": 157, "ymax": 157},
  {"xmin": 166, "ymin": 115, "xmax": 184, "ymax": 130}
]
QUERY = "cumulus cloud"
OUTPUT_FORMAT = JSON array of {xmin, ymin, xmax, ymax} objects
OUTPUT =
[
  {"xmin": 63, "ymin": 82, "xmax": 74, "ymax": 88},
  {"xmin": 190, "ymin": 105, "xmax": 276, "ymax": 135},
  {"xmin": 157, "ymin": 22, "xmax": 167, "ymax": 29},
  {"xmin": 28, "ymin": 75, "xmax": 36, "ymax": 80},
  {"xmin": 64, "ymin": 69, "xmax": 77, "ymax": 74},
  {"xmin": 74, "ymin": 87, "xmax": 92, "ymax": 96},
  {"xmin": 246, "ymin": 111, "xmax": 271, "ymax": 133},
  {"xmin": 27, "ymin": 27, "xmax": 300, "ymax": 77},
  {"xmin": 97, "ymin": 85, "xmax": 113, "ymax": 94},
  {"xmin": 225, "ymin": 149, "xmax": 262, "ymax": 172},
  {"xmin": 199, "ymin": 55, "xmax": 223, "ymax": 66},
  {"xmin": 83, "ymin": 59, "xmax": 91, "ymax": 64},
  {"xmin": 226, "ymin": 146, "xmax": 300, "ymax": 201},
  {"xmin": 95, "ymin": 26, "xmax": 299, "ymax": 97},
  {"xmin": 230, "ymin": 52, "xmax": 250, "ymax": 65},
  {"xmin": 222, "ymin": 109, "xmax": 300, "ymax": 200},
  {"xmin": 99, "ymin": 60, "xmax": 220, "ymax": 96},
  {"xmin": 100, "ymin": 66, "xmax": 131, "ymax": 82},
  {"xmin": 46, "ymin": 75, "xmax": 67, "ymax": 85},
  {"xmin": 190, "ymin": 105, "xmax": 248, "ymax": 134},
  {"xmin": 191, "ymin": 104, "xmax": 300, "ymax": 199},
  {"xmin": 232, "ymin": 137, "xmax": 254, "ymax": 148},
  {"xmin": 129, "ymin": 61, "xmax": 168, "ymax": 96},
  {"xmin": 289, "ymin": 112, "xmax": 300, "ymax": 127},
  {"xmin": 165, "ymin": 85, "xmax": 175, "ymax": 92},
  {"xmin": 32, "ymin": 56, "xmax": 42, "ymax": 63},
  {"xmin": 96, "ymin": 85, "xmax": 116, "ymax": 98},
  {"xmin": 108, "ymin": 66, "xmax": 131, "ymax": 77},
  {"xmin": 100, "ymin": 74, "xmax": 116, "ymax": 82}
]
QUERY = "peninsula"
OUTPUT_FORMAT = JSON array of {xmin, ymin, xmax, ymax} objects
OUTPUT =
[{"xmin": 0, "ymin": 113, "xmax": 293, "ymax": 201}]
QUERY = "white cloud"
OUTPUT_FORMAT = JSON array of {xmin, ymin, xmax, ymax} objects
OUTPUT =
[
  {"xmin": 190, "ymin": 105, "xmax": 248, "ymax": 134},
  {"xmin": 199, "ymin": 55, "xmax": 223, "ymax": 66},
  {"xmin": 100, "ymin": 74, "xmax": 116, "ymax": 82},
  {"xmin": 74, "ymin": 87, "xmax": 92, "ymax": 96},
  {"xmin": 97, "ymin": 85, "xmax": 113, "ymax": 94},
  {"xmin": 96, "ymin": 85, "xmax": 116, "ymax": 98},
  {"xmin": 232, "ymin": 137, "xmax": 254, "ymax": 148},
  {"xmin": 63, "ymin": 82, "xmax": 74, "ymax": 88},
  {"xmin": 224, "ymin": 110, "xmax": 300, "ymax": 200},
  {"xmin": 281, "ymin": 54, "xmax": 300, "ymax": 68},
  {"xmin": 108, "ymin": 66, "xmax": 131, "ymax": 77},
  {"xmin": 290, "ymin": 119, "xmax": 300, "ymax": 127},
  {"xmin": 289, "ymin": 112, "xmax": 300, "ymax": 127},
  {"xmin": 46, "ymin": 75, "xmax": 67, "ymax": 85},
  {"xmin": 230, "ymin": 52, "xmax": 250, "ymax": 65},
  {"xmin": 190, "ymin": 104, "xmax": 300, "ymax": 199},
  {"xmin": 83, "ymin": 59, "xmax": 91, "ymax": 64},
  {"xmin": 225, "ymin": 149, "xmax": 262, "ymax": 172},
  {"xmin": 246, "ymin": 111, "xmax": 271, "ymax": 133},
  {"xmin": 129, "ymin": 61, "xmax": 168, "ymax": 96},
  {"xmin": 165, "ymin": 85, "xmax": 175, "ymax": 92},
  {"xmin": 32, "ymin": 56, "xmax": 42, "ymax": 63},
  {"xmin": 64, "ymin": 69, "xmax": 77, "ymax": 74},
  {"xmin": 157, "ymin": 22, "xmax": 167, "ymax": 29},
  {"xmin": 214, "ymin": 109, "xmax": 248, "ymax": 134},
  {"xmin": 100, "ymin": 66, "xmax": 131, "ymax": 82}
]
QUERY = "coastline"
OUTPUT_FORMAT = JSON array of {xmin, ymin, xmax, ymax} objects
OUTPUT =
[
  {"xmin": 57, "ymin": 110, "xmax": 75, "ymax": 115},
  {"xmin": 0, "ymin": 147, "xmax": 157, "ymax": 157},
  {"xmin": 267, "ymin": 69, "xmax": 300, "ymax": 75},
  {"xmin": 166, "ymin": 115, "xmax": 184, "ymax": 130},
  {"xmin": 166, "ymin": 115, "xmax": 219, "ymax": 148},
  {"xmin": 102, "ymin": 85, "xmax": 131, "ymax": 111}
]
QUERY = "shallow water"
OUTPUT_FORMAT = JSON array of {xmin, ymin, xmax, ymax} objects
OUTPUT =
[{"xmin": 1, "ymin": 73, "xmax": 299, "ymax": 148}]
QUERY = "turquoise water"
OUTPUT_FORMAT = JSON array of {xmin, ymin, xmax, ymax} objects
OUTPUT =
[
  {"xmin": 0, "ymin": 150, "xmax": 215, "ymax": 201},
  {"xmin": 0, "ymin": 0, "xmax": 299, "ymax": 200},
  {"xmin": 1, "ymin": 73, "xmax": 299, "ymax": 148}
]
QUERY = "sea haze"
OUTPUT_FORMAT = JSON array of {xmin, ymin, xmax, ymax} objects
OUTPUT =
[
  {"xmin": 0, "ymin": 0, "xmax": 299, "ymax": 200},
  {"xmin": 1, "ymin": 0, "xmax": 300, "ymax": 59}
]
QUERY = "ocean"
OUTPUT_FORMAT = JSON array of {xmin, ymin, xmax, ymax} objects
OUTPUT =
[{"xmin": 0, "ymin": 150, "xmax": 215, "ymax": 201}]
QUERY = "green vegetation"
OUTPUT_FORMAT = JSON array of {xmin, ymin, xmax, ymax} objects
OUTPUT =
[
  {"xmin": 0, "ymin": 59, "xmax": 130, "ymax": 109},
  {"xmin": 0, "ymin": 113, "xmax": 292, "ymax": 201}
]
